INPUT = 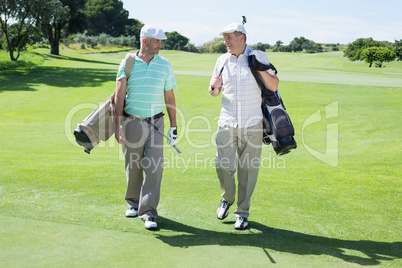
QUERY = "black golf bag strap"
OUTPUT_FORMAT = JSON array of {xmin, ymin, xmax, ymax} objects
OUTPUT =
[
  {"xmin": 250, "ymin": 54, "xmax": 278, "ymax": 74},
  {"xmin": 248, "ymin": 55, "xmax": 271, "ymax": 97},
  {"xmin": 249, "ymin": 56, "xmax": 287, "ymax": 109}
]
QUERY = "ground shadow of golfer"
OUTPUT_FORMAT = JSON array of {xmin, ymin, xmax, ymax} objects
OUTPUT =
[{"xmin": 155, "ymin": 217, "xmax": 401, "ymax": 266}]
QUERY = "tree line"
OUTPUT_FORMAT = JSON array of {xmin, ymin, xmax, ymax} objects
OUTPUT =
[
  {"xmin": 0, "ymin": 0, "xmax": 143, "ymax": 60},
  {"xmin": 1, "ymin": 0, "xmax": 401, "ymax": 67}
]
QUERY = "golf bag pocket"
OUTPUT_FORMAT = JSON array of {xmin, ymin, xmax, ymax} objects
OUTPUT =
[
  {"xmin": 261, "ymin": 94, "xmax": 297, "ymax": 155},
  {"xmin": 271, "ymin": 108, "xmax": 294, "ymax": 139}
]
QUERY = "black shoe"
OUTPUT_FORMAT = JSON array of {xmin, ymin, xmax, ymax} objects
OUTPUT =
[
  {"xmin": 234, "ymin": 217, "xmax": 248, "ymax": 230},
  {"xmin": 217, "ymin": 200, "xmax": 231, "ymax": 220}
]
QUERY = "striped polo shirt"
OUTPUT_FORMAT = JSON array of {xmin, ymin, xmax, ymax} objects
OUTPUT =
[{"xmin": 116, "ymin": 53, "xmax": 177, "ymax": 118}]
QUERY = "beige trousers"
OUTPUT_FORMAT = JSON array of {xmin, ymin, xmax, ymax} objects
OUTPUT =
[
  {"xmin": 215, "ymin": 121, "xmax": 263, "ymax": 218},
  {"xmin": 122, "ymin": 116, "xmax": 164, "ymax": 220}
]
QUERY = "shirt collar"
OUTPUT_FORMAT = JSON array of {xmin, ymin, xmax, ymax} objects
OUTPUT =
[
  {"xmin": 135, "ymin": 51, "xmax": 159, "ymax": 63},
  {"xmin": 243, "ymin": 45, "xmax": 252, "ymax": 56},
  {"xmin": 228, "ymin": 44, "xmax": 251, "ymax": 59}
]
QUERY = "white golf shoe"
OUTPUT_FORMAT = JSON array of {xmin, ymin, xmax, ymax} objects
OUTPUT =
[
  {"xmin": 217, "ymin": 200, "xmax": 231, "ymax": 220},
  {"xmin": 234, "ymin": 216, "xmax": 248, "ymax": 230},
  {"xmin": 125, "ymin": 207, "xmax": 138, "ymax": 217},
  {"xmin": 144, "ymin": 217, "xmax": 157, "ymax": 230}
]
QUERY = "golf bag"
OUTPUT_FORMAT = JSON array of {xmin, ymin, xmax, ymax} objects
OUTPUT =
[
  {"xmin": 74, "ymin": 94, "xmax": 116, "ymax": 154},
  {"xmin": 73, "ymin": 53, "xmax": 136, "ymax": 154},
  {"xmin": 248, "ymin": 54, "xmax": 297, "ymax": 155}
]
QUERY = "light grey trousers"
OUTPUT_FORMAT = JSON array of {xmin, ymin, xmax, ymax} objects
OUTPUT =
[
  {"xmin": 215, "ymin": 121, "xmax": 263, "ymax": 218},
  {"xmin": 122, "ymin": 116, "xmax": 164, "ymax": 221}
]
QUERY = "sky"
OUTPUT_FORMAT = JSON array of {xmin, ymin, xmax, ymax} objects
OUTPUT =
[{"xmin": 121, "ymin": 0, "xmax": 402, "ymax": 46}]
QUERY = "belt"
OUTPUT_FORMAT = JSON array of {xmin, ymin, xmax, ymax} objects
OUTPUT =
[{"xmin": 124, "ymin": 112, "xmax": 164, "ymax": 122}]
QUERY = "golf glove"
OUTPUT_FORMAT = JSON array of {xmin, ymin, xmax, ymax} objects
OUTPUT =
[{"xmin": 167, "ymin": 127, "xmax": 177, "ymax": 146}]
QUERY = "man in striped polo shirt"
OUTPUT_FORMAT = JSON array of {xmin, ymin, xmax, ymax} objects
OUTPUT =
[{"xmin": 114, "ymin": 25, "xmax": 177, "ymax": 230}]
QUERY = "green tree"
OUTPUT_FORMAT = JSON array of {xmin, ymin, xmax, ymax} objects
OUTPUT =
[
  {"xmin": 278, "ymin": 45, "xmax": 291, "ymax": 52},
  {"xmin": 343, "ymin": 37, "xmax": 387, "ymax": 61},
  {"xmin": 361, "ymin": 46, "xmax": 396, "ymax": 67},
  {"xmin": 0, "ymin": 0, "xmax": 50, "ymax": 61},
  {"xmin": 62, "ymin": 0, "xmax": 89, "ymax": 38},
  {"xmin": 393, "ymin": 39, "xmax": 402, "ymax": 61},
  {"xmin": 84, "ymin": 0, "xmax": 129, "ymax": 37},
  {"xmin": 124, "ymin": 18, "xmax": 144, "ymax": 48},
  {"xmin": 313, "ymin": 43, "xmax": 323, "ymax": 53},
  {"xmin": 163, "ymin": 31, "xmax": 189, "ymax": 50},
  {"xmin": 40, "ymin": 0, "xmax": 87, "ymax": 55},
  {"xmin": 185, "ymin": 43, "xmax": 199, "ymax": 53},
  {"xmin": 288, "ymin": 36, "xmax": 314, "ymax": 52},
  {"xmin": 288, "ymin": 37, "xmax": 302, "ymax": 52},
  {"xmin": 200, "ymin": 37, "xmax": 226, "ymax": 53},
  {"xmin": 41, "ymin": 0, "xmax": 70, "ymax": 55},
  {"xmin": 272, "ymin": 40, "xmax": 283, "ymax": 52},
  {"xmin": 0, "ymin": 31, "xmax": 4, "ymax": 49},
  {"xmin": 250, "ymin": 42, "xmax": 270, "ymax": 51}
]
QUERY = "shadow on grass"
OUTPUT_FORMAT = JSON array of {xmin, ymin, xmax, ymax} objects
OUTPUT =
[
  {"xmin": 0, "ymin": 60, "xmax": 38, "ymax": 71},
  {"xmin": 0, "ymin": 51, "xmax": 47, "ymax": 72},
  {"xmin": 0, "ymin": 66, "xmax": 117, "ymax": 92},
  {"xmin": 156, "ymin": 217, "xmax": 401, "ymax": 266},
  {"xmin": 48, "ymin": 54, "xmax": 119, "ymax": 66}
]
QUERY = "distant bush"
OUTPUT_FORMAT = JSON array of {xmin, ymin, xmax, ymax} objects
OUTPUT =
[
  {"xmin": 393, "ymin": 39, "xmax": 402, "ymax": 61},
  {"xmin": 72, "ymin": 32, "xmax": 136, "ymax": 48},
  {"xmin": 184, "ymin": 43, "xmax": 199, "ymax": 53},
  {"xmin": 86, "ymin": 36, "xmax": 98, "ymax": 48},
  {"xmin": 30, "ymin": 44, "xmax": 50, "ymax": 49},
  {"xmin": 313, "ymin": 43, "xmax": 323, "ymax": 53},
  {"xmin": 108, "ymin": 35, "xmax": 136, "ymax": 47},
  {"xmin": 250, "ymin": 42, "xmax": 270, "ymax": 51},
  {"xmin": 98, "ymin": 33, "xmax": 109, "ymax": 46},
  {"xmin": 199, "ymin": 38, "xmax": 227, "ymax": 53}
]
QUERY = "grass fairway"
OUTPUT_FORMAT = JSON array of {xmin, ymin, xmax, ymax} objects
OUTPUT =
[{"xmin": 0, "ymin": 48, "xmax": 401, "ymax": 267}]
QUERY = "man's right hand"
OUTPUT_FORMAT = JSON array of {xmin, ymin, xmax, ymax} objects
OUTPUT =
[
  {"xmin": 115, "ymin": 127, "xmax": 125, "ymax": 144},
  {"xmin": 209, "ymin": 76, "xmax": 222, "ymax": 96}
]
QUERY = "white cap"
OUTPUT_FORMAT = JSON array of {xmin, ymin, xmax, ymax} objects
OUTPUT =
[
  {"xmin": 140, "ymin": 25, "xmax": 167, "ymax": 40},
  {"xmin": 219, "ymin": 23, "xmax": 247, "ymax": 36}
]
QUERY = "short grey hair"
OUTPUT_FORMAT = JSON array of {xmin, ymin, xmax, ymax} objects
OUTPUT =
[
  {"xmin": 140, "ymin": 36, "xmax": 152, "ymax": 47},
  {"xmin": 234, "ymin": 31, "xmax": 247, "ymax": 42}
]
